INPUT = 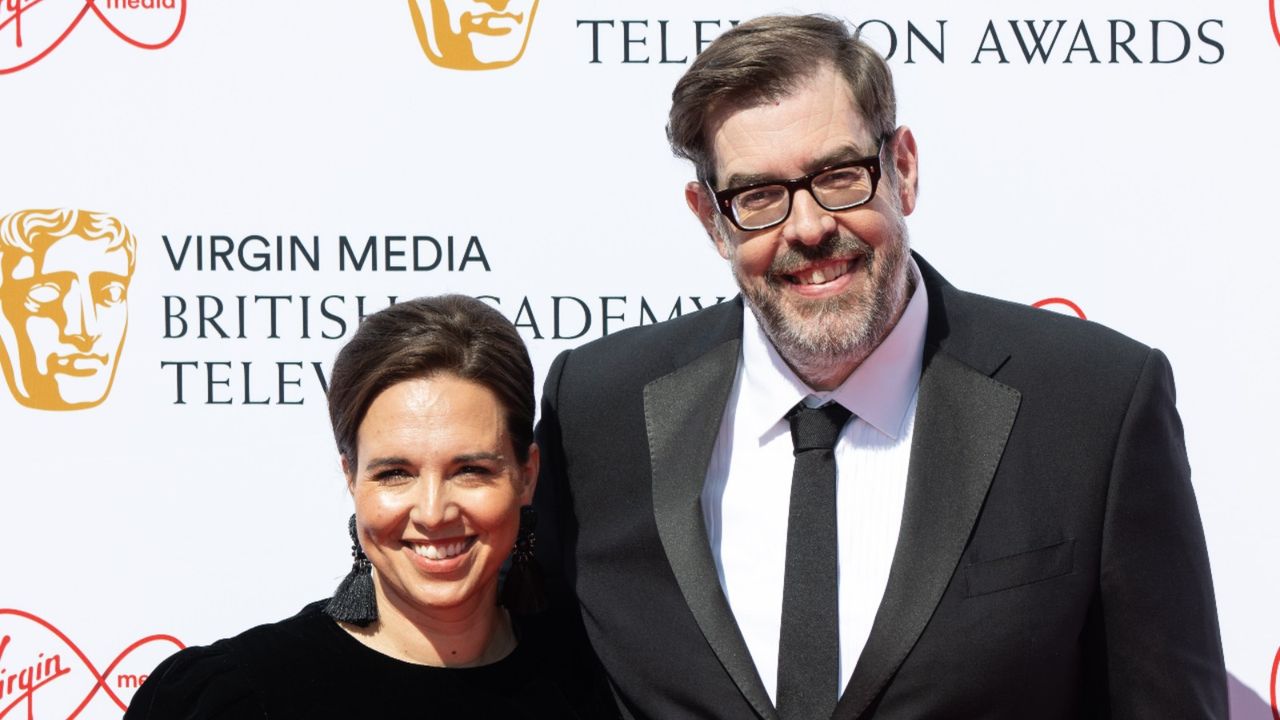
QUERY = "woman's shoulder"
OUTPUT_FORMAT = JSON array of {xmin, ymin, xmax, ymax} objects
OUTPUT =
[
  {"xmin": 125, "ymin": 601, "xmax": 335, "ymax": 720},
  {"xmin": 124, "ymin": 637, "xmax": 264, "ymax": 720}
]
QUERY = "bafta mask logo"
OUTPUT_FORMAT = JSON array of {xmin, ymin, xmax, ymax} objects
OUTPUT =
[
  {"xmin": 0, "ymin": 209, "xmax": 137, "ymax": 411},
  {"xmin": 408, "ymin": 0, "xmax": 539, "ymax": 70}
]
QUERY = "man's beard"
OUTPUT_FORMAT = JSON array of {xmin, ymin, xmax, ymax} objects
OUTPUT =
[{"xmin": 728, "ymin": 213, "xmax": 912, "ymax": 382}]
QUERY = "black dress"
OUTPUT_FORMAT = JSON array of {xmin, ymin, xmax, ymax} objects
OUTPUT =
[{"xmin": 124, "ymin": 601, "xmax": 619, "ymax": 719}]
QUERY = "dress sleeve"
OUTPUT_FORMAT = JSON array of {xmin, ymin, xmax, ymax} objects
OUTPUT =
[{"xmin": 124, "ymin": 644, "xmax": 267, "ymax": 720}]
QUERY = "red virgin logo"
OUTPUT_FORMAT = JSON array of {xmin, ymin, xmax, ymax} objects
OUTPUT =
[
  {"xmin": 1271, "ymin": 645, "xmax": 1279, "ymax": 720},
  {"xmin": 0, "ymin": 0, "xmax": 186, "ymax": 75},
  {"xmin": 1272, "ymin": 0, "xmax": 1280, "ymax": 49},
  {"xmin": 1031, "ymin": 297, "xmax": 1087, "ymax": 320},
  {"xmin": 0, "ymin": 609, "xmax": 183, "ymax": 718}
]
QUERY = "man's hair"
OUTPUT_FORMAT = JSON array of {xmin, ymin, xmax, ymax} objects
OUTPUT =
[
  {"xmin": 327, "ymin": 295, "xmax": 535, "ymax": 472},
  {"xmin": 667, "ymin": 14, "xmax": 897, "ymax": 185},
  {"xmin": 0, "ymin": 209, "xmax": 138, "ymax": 289}
]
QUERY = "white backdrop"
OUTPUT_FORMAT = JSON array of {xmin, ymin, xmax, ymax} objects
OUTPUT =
[{"xmin": 1, "ymin": 1, "xmax": 1276, "ymax": 717}]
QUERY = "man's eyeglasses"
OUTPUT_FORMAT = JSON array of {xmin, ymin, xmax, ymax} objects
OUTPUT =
[{"xmin": 709, "ymin": 142, "xmax": 885, "ymax": 232}]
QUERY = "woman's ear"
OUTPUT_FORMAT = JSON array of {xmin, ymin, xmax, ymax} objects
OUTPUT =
[
  {"xmin": 342, "ymin": 454, "xmax": 355, "ymax": 493},
  {"xmin": 521, "ymin": 443, "xmax": 540, "ymax": 504}
]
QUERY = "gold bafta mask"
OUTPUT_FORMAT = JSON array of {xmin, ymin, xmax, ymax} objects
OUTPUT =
[
  {"xmin": 409, "ymin": 0, "xmax": 540, "ymax": 70},
  {"xmin": 0, "ymin": 209, "xmax": 136, "ymax": 411}
]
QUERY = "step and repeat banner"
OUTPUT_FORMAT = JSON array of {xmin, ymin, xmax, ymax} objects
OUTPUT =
[{"xmin": 1, "ymin": 1, "xmax": 1276, "ymax": 717}]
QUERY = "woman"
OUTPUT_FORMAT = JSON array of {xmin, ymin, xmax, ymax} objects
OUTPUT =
[{"xmin": 126, "ymin": 295, "xmax": 618, "ymax": 719}]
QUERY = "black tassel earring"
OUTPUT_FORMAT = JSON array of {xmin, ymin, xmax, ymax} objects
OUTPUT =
[
  {"xmin": 324, "ymin": 514, "xmax": 379, "ymax": 626},
  {"xmin": 500, "ymin": 505, "xmax": 547, "ymax": 615}
]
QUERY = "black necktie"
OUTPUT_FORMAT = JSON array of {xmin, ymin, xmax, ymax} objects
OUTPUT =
[{"xmin": 777, "ymin": 401, "xmax": 852, "ymax": 720}]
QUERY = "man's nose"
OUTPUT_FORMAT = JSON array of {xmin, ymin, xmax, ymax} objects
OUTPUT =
[
  {"xmin": 59, "ymin": 284, "xmax": 100, "ymax": 351},
  {"xmin": 782, "ymin": 189, "xmax": 837, "ymax": 246}
]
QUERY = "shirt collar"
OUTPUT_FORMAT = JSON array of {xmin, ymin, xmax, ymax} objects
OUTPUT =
[{"xmin": 739, "ymin": 257, "xmax": 929, "ymax": 440}]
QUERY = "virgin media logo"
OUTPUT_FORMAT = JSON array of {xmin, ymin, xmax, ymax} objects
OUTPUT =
[
  {"xmin": 0, "ymin": 0, "xmax": 186, "ymax": 76},
  {"xmin": 0, "ymin": 609, "xmax": 183, "ymax": 718}
]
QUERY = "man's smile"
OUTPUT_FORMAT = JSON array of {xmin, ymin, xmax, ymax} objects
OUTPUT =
[{"xmin": 779, "ymin": 257, "xmax": 859, "ymax": 286}]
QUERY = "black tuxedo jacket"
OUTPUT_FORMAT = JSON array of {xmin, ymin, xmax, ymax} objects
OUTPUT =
[{"xmin": 534, "ymin": 255, "xmax": 1226, "ymax": 719}]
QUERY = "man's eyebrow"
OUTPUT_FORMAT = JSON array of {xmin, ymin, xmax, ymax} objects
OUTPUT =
[
  {"xmin": 721, "ymin": 170, "xmax": 776, "ymax": 190},
  {"xmin": 720, "ymin": 145, "xmax": 874, "ymax": 190}
]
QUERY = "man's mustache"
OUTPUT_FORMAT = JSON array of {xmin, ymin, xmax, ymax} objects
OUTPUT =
[{"xmin": 769, "ymin": 233, "xmax": 872, "ymax": 276}]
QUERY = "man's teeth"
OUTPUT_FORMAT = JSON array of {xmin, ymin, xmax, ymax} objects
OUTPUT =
[
  {"xmin": 793, "ymin": 261, "xmax": 851, "ymax": 285},
  {"xmin": 411, "ymin": 540, "xmax": 469, "ymax": 560}
]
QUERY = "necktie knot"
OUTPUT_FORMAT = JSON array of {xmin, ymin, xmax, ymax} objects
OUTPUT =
[{"xmin": 788, "ymin": 401, "xmax": 853, "ymax": 453}]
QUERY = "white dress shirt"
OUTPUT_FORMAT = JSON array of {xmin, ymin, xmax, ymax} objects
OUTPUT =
[{"xmin": 701, "ymin": 260, "xmax": 929, "ymax": 704}]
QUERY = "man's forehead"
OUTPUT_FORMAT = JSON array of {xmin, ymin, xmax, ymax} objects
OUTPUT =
[{"xmin": 704, "ymin": 67, "xmax": 875, "ymax": 183}]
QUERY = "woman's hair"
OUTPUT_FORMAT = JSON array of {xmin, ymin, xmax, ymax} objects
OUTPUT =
[{"xmin": 327, "ymin": 294, "xmax": 534, "ymax": 470}]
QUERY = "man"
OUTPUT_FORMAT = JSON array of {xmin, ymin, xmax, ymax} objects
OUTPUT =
[
  {"xmin": 534, "ymin": 14, "xmax": 1227, "ymax": 720},
  {"xmin": 0, "ymin": 208, "xmax": 136, "ymax": 411},
  {"xmin": 408, "ymin": 0, "xmax": 539, "ymax": 71}
]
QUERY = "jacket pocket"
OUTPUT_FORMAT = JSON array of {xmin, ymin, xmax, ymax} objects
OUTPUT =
[{"xmin": 963, "ymin": 539, "xmax": 1075, "ymax": 598}]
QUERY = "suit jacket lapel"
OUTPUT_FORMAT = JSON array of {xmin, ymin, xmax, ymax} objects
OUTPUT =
[
  {"xmin": 645, "ymin": 328, "xmax": 780, "ymax": 720},
  {"xmin": 835, "ymin": 257, "xmax": 1022, "ymax": 719}
]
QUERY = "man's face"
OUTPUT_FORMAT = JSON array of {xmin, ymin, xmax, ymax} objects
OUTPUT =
[
  {"xmin": 686, "ymin": 64, "xmax": 919, "ymax": 387},
  {"xmin": 411, "ymin": 0, "xmax": 539, "ymax": 70},
  {"xmin": 0, "ymin": 234, "xmax": 130, "ymax": 409}
]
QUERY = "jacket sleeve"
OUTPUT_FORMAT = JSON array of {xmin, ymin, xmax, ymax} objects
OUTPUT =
[
  {"xmin": 1100, "ymin": 348, "xmax": 1227, "ymax": 718},
  {"xmin": 533, "ymin": 348, "xmax": 578, "ymax": 610}
]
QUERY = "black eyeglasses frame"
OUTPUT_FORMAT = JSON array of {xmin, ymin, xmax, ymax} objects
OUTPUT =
[{"xmin": 708, "ymin": 142, "xmax": 886, "ymax": 232}]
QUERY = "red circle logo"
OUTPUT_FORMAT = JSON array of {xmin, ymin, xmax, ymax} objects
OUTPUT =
[
  {"xmin": 1031, "ymin": 297, "xmax": 1087, "ymax": 320},
  {"xmin": 1270, "ymin": 644, "xmax": 1279, "ymax": 720},
  {"xmin": 1273, "ymin": 0, "xmax": 1280, "ymax": 49}
]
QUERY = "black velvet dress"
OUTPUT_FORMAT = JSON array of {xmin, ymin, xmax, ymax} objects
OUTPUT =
[{"xmin": 124, "ymin": 601, "xmax": 619, "ymax": 719}]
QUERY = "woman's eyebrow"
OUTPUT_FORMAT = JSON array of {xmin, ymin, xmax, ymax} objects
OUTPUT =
[
  {"xmin": 453, "ymin": 452, "xmax": 505, "ymax": 463},
  {"xmin": 365, "ymin": 456, "xmax": 410, "ymax": 470}
]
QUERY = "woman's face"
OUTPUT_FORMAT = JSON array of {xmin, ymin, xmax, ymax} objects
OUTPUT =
[{"xmin": 347, "ymin": 373, "xmax": 536, "ymax": 621}]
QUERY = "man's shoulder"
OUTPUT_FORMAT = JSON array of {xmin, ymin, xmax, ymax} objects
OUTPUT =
[
  {"xmin": 919, "ymin": 254, "xmax": 1152, "ymax": 368},
  {"xmin": 927, "ymin": 276, "xmax": 1159, "ymax": 400},
  {"xmin": 941, "ymin": 285, "xmax": 1149, "ymax": 358}
]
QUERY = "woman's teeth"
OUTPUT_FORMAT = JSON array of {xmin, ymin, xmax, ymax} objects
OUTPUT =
[{"xmin": 411, "ymin": 539, "xmax": 470, "ymax": 560}]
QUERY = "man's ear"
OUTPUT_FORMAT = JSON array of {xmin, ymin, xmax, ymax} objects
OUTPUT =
[
  {"xmin": 890, "ymin": 126, "xmax": 920, "ymax": 216},
  {"xmin": 685, "ymin": 181, "xmax": 731, "ymax": 260}
]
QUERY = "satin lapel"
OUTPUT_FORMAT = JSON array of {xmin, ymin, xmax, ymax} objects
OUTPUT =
[
  {"xmin": 835, "ymin": 349, "xmax": 1022, "ymax": 720},
  {"xmin": 645, "ymin": 338, "xmax": 779, "ymax": 720}
]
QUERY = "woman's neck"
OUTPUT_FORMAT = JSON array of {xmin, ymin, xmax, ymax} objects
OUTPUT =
[{"xmin": 340, "ymin": 581, "xmax": 517, "ymax": 667}]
